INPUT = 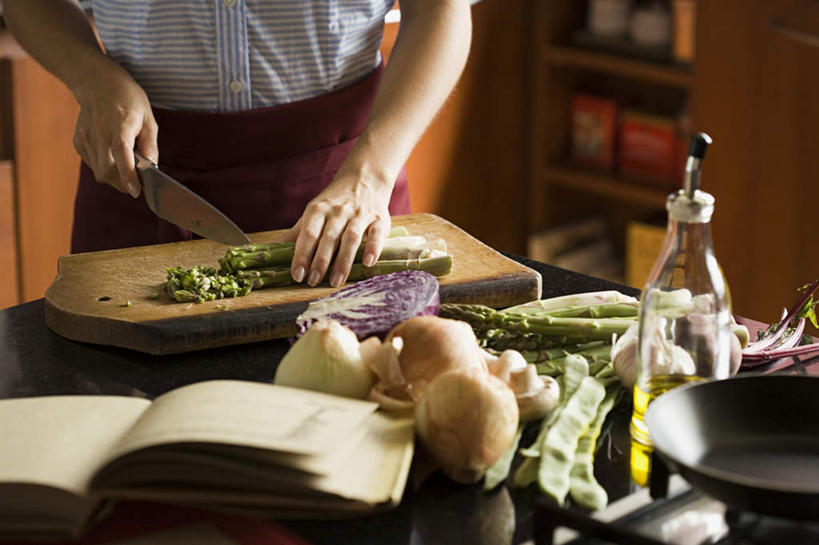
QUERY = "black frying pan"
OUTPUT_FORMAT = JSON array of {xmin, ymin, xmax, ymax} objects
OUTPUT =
[{"xmin": 644, "ymin": 374, "xmax": 819, "ymax": 520}]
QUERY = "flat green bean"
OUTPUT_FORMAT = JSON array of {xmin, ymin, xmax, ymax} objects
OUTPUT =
[
  {"xmin": 568, "ymin": 387, "xmax": 619, "ymax": 510},
  {"xmin": 513, "ymin": 355, "xmax": 589, "ymax": 487},
  {"xmin": 483, "ymin": 426, "xmax": 523, "ymax": 491},
  {"xmin": 536, "ymin": 376, "xmax": 606, "ymax": 504}
]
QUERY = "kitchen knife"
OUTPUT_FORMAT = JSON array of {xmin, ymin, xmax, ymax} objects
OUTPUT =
[{"xmin": 135, "ymin": 152, "xmax": 251, "ymax": 246}]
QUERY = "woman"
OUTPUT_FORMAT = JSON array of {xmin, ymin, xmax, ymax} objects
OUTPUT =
[{"xmin": 3, "ymin": 0, "xmax": 471, "ymax": 287}]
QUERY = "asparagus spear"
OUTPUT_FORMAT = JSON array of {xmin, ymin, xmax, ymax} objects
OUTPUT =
[
  {"xmin": 237, "ymin": 253, "xmax": 453, "ymax": 288},
  {"xmin": 503, "ymin": 291, "xmax": 638, "ymax": 314},
  {"xmin": 438, "ymin": 303, "xmax": 635, "ymax": 341},
  {"xmin": 219, "ymin": 228, "xmax": 423, "ymax": 272}
]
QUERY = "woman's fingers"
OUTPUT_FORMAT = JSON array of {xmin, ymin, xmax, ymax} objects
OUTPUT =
[
  {"xmin": 73, "ymin": 67, "xmax": 157, "ymax": 197},
  {"xmin": 326, "ymin": 213, "xmax": 370, "ymax": 287},
  {"xmin": 290, "ymin": 203, "xmax": 327, "ymax": 285},
  {"xmin": 111, "ymin": 114, "xmax": 144, "ymax": 197}
]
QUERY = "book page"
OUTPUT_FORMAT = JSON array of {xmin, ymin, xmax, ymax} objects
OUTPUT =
[
  {"xmin": 107, "ymin": 381, "xmax": 377, "ymax": 463},
  {"xmin": 0, "ymin": 396, "xmax": 150, "ymax": 495},
  {"xmin": 316, "ymin": 412, "xmax": 415, "ymax": 505}
]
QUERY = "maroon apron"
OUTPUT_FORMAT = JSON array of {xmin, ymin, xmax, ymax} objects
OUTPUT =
[{"xmin": 71, "ymin": 63, "xmax": 411, "ymax": 253}]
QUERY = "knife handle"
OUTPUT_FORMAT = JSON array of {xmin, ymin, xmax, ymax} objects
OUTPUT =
[{"xmin": 134, "ymin": 150, "xmax": 157, "ymax": 169}]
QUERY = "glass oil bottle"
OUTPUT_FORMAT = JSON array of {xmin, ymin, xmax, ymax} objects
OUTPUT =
[{"xmin": 629, "ymin": 133, "xmax": 733, "ymax": 486}]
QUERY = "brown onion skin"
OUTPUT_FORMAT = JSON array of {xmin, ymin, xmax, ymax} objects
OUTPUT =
[
  {"xmin": 386, "ymin": 316, "xmax": 488, "ymax": 401},
  {"xmin": 415, "ymin": 368, "xmax": 519, "ymax": 484}
]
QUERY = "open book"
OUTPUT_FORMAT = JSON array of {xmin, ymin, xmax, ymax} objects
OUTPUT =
[{"xmin": 0, "ymin": 380, "xmax": 414, "ymax": 541}]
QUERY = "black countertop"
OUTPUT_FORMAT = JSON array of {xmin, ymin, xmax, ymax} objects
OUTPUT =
[{"xmin": 0, "ymin": 256, "xmax": 639, "ymax": 545}]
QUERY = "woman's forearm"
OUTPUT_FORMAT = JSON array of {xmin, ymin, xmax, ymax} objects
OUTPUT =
[
  {"xmin": 337, "ymin": 0, "xmax": 473, "ymax": 187},
  {"xmin": 2, "ymin": 0, "xmax": 114, "ymax": 94}
]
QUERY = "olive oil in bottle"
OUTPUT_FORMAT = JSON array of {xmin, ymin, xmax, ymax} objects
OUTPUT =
[{"xmin": 629, "ymin": 133, "xmax": 733, "ymax": 486}]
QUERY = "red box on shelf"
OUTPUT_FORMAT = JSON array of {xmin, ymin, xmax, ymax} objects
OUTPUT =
[
  {"xmin": 571, "ymin": 94, "xmax": 618, "ymax": 170},
  {"xmin": 618, "ymin": 110, "xmax": 678, "ymax": 187}
]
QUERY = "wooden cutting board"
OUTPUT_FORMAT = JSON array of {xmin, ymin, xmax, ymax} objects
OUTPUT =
[{"xmin": 45, "ymin": 213, "xmax": 541, "ymax": 355}]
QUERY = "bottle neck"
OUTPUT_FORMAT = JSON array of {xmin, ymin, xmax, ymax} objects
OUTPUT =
[{"xmin": 655, "ymin": 218, "xmax": 723, "ymax": 296}]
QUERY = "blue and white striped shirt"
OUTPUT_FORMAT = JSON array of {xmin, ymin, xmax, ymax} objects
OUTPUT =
[{"xmin": 91, "ymin": 1, "xmax": 395, "ymax": 112}]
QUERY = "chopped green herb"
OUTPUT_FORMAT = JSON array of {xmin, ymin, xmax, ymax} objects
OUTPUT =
[{"xmin": 121, "ymin": 300, "xmax": 132, "ymax": 308}]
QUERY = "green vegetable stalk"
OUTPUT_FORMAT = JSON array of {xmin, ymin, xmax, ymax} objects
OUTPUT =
[
  {"xmin": 439, "ymin": 304, "xmax": 635, "ymax": 342},
  {"xmin": 218, "ymin": 228, "xmax": 426, "ymax": 272},
  {"xmin": 237, "ymin": 254, "xmax": 453, "ymax": 288}
]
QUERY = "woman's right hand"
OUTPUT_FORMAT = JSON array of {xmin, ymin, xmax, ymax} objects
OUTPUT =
[{"xmin": 71, "ymin": 59, "xmax": 158, "ymax": 198}]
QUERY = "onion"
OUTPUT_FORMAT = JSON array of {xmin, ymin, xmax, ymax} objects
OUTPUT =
[
  {"xmin": 274, "ymin": 320, "xmax": 376, "ymax": 399},
  {"xmin": 415, "ymin": 368, "xmax": 519, "ymax": 484},
  {"xmin": 367, "ymin": 316, "xmax": 488, "ymax": 408}
]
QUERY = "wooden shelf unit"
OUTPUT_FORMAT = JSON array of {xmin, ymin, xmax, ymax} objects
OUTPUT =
[
  {"xmin": 528, "ymin": 0, "xmax": 819, "ymax": 330},
  {"xmin": 546, "ymin": 45, "xmax": 692, "ymax": 89},
  {"xmin": 526, "ymin": 1, "xmax": 688, "ymax": 287},
  {"xmin": 543, "ymin": 164, "xmax": 670, "ymax": 210}
]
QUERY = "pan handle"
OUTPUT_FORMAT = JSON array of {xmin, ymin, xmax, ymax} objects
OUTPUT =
[{"xmin": 649, "ymin": 451, "xmax": 671, "ymax": 499}]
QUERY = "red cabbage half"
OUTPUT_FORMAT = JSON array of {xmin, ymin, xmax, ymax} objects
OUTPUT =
[{"xmin": 296, "ymin": 270, "xmax": 440, "ymax": 340}]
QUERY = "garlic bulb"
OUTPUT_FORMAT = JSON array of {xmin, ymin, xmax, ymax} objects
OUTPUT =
[
  {"xmin": 415, "ymin": 368, "xmax": 519, "ymax": 484},
  {"xmin": 611, "ymin": 323, "xmax": 639, "ymax": 390},
  {"xmin": 274, "ymin": 320, "xmax": 376, "ymax": 399}
]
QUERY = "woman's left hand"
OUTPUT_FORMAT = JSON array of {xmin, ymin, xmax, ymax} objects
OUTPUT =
[{"xmin": 282, "ymin": 169, "xmax": 393, "ymax": 288}]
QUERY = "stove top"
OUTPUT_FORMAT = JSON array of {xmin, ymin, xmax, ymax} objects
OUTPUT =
[{"xmin": 537, "ymin": 476, "xmax": 819, "ymax": 545}]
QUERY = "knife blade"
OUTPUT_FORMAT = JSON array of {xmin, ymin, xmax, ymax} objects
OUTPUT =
[{"xmin": 135, "ymin": 152, "xmax": 251, "ymax": 246}]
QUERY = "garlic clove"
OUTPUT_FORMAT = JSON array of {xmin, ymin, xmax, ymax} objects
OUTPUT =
[{"xmin": 612, "ymin": 323, "xmax": 638, "ymax": 390}]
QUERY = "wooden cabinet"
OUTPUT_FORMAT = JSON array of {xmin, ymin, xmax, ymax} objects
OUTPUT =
[
  {"xmin": 691, "ymin": 0, "xmax": 819, "ymax": 327},
  {"xmin": 527, "ymin": 1, "xmax": 691, "ymax": 285},
  {"xmin": 0, "ymin": 32, "xmax": 81, "ymax": 308},
  {"xmin": 529, "ymin": 0, "xmax": 817, "ymax": 328}
]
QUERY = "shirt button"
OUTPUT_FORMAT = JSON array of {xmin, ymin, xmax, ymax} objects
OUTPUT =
[
  {"xmin": 222, "ymin": 0, "xmax": 236, "ymax": 7},
  {"xmin": 229, "ymin": 80, "xmax": 243, "ymax": 94}
]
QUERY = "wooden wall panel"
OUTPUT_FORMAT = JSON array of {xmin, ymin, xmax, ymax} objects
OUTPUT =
[
  {"xmin": 381, "ymin": 0, "xmax": 528, "ymax": 254},
  {"xmin": 11, "ymin": 57, "xmax": 81, "ymax": 303},
  {"xmin": 692, "ymin": 0, "xmax": 819, "ymax": 331},
  {"xmin": 0, "ymin": 160, "xmax": 18, "ymax": 309}
]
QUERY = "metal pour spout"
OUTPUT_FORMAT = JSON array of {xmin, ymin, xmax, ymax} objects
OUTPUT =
[{"xmin": 683, "ymin": 132, "xmax": 713, "ymax": 198}]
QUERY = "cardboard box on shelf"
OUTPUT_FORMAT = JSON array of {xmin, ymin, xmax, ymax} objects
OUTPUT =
[
  {"xmin": 527, "ymin": 217, "xmax": 608, "ymax": 263},
  {"xmin": 571, "ymin": 94, "xmax": 618, "ymax": 171},
  {"xmin": 618, "ymin": 110, "xmax": 678, "ymax": 187},
  {"xmin": 626, "ymin": 221, "xmax": 667, "ymax": 289},
  {"xmin": 672, "ymin": 0, "xmax": 697, "ymax": 63}
]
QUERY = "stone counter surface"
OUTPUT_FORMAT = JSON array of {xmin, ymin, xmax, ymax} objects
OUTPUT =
[{"xmin": 0, "ymin": 257, "xmax": 637, "ymax": 545}]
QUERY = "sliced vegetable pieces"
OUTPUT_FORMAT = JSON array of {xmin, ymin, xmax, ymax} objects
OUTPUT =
[
  {"xmin": 741, "ymin": 279, "xmax": 819, "ymax": 367},
  {"xmin": 166, "ymin": 266, "xmax": 253, "ymax": 303}
]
